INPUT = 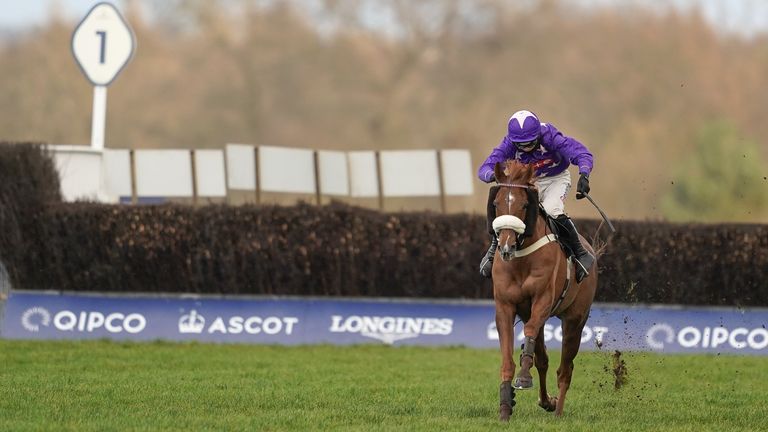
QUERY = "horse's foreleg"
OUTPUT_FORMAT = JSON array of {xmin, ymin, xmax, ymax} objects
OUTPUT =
[
  {"xmin": 495, "ymin": 302, "xmax": 517, "ymax": 421},
  {"xmin": 514, "ymin": 296, "xmax": 550, "ymax": 390},
  {"xmin": 555, "ymin": 315, "xmax": 587, "ymax": 416},
  {"xmin": 534, "ymin": 329, "xmax": 557, "ymax": 412}
]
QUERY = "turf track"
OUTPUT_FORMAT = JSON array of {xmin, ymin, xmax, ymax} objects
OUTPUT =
[{"xmin": 0, "ymin": 340, "xmax": 765, "ymax": 431}]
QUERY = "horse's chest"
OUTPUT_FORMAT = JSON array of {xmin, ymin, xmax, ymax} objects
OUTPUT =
[{"xmin": 494, "ymin": 282, "xmax": 527, "ymax": 305}]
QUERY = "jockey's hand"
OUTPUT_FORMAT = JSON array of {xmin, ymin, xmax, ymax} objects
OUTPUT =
[{"xmin": 576, "ymin": 173, "xmax": 590, "ymax": 199}]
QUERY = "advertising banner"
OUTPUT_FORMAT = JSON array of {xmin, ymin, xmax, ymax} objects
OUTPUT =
[{"xmin": 2, "ymin": 292, "xmax": 766, "ymax": 355}]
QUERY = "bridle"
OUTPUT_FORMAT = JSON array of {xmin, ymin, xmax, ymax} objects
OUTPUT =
[
  {"xmin": 494, "ymin": 182, "xmax": 540, "ymax": 249},
  {"xmin": 496, "ymin": 183, "xmax": 532, "ymax": 223}
]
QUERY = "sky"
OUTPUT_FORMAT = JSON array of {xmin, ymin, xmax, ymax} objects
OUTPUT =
[
  {"xmin": 0, "ymin": 0, "xmax": 124, "ymax": 30},
  {"xmin": 1, "ymin": 0, "xmax": 768, "ymax": 38}
]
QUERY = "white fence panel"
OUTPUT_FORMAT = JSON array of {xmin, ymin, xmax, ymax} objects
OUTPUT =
[
  {"xmin": 380, "ymin": 150, "xmax": 440, "ymax": 197},
  {"xmin": 195, "ymin": 150, "xmax": 227, "ymax": 197},
  {"xmin": 225, "ymin": 144, "xmax": 256, "ymax": 190},
  {"xmin": 135, "ymin": 150, "xmax": 193, "ymax": 197},
  {"xmin": 259, "ymin": 145, "xmax": 316, "ymax": 194},
  {"xmin": 348, "ymin": 151, "xmax": 379, "ymax": 198},
  {"xmin": 50, "ymin": 145, "xmax": 105, "ymax": 202},
  {"xmin": 317, "ymin": 150, "xmax": 349, "ymax": 196},
  {"xmin": 440, "ymin": 149, "xmax": 474, "ymax": 196},
  {"xmin": 47, "ymin": 145, "xmax": 475, "ymax": 204},
  {"xmin": 103, "ymin": 149, "xmax": 132, "ymax": 198}
]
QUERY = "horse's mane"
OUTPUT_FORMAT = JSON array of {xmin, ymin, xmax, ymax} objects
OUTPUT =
[{"xmin": 502, "ymin": 160, "xmax": 535, "ymax": 183}]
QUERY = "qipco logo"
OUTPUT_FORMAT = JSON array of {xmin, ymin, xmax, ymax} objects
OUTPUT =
[
  {"xmin": 21, "ymin": 307, "xmax": 147, "ymax": 334},
  {"xmin": 646, "ymin": 323, "xmax": 768, "ymax": 351}
]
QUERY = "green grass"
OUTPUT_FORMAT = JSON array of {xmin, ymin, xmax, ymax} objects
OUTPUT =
[{"xmin": 0, "ymin": 340, "xmax": 765, "ymax": 431}]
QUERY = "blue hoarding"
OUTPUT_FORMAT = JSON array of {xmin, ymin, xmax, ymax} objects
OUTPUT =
[{"xmin": 1, "ymin": 291, "xmax": 766, "ymax": 355}]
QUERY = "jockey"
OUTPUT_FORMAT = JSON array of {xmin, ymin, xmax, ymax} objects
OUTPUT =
[{"xmin": 477, "ymin": 109, "xmax": 595, "ymax": 282}]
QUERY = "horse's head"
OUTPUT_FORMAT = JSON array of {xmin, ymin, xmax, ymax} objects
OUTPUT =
[{"xmin": 492, "ymin": 160, "xmax": 539, "ymax": 261}]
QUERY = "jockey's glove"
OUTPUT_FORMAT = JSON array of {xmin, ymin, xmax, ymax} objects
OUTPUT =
[{"xmin": 576, "ymin": 173, "xmax": 590, "ymax": 199}]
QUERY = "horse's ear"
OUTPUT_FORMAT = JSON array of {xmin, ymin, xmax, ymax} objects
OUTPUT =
[{"xmin": 494, "ymin": 162, "xmax": 505, "ymax": 183}]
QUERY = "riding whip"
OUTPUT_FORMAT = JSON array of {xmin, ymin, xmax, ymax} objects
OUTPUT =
[{"xmin": 582, "ymin": 193, "xmax": 616, "ymax": 234}]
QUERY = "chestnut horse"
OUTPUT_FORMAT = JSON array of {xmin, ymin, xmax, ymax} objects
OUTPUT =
[{"xmin": 490, "ymin": 160, "xmax": 597, "ymax": 419}]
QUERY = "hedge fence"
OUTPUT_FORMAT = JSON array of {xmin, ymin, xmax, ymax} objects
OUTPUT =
[{"xmin": 1, "ymin": 142, "xmax": 766, "ymax": 306}]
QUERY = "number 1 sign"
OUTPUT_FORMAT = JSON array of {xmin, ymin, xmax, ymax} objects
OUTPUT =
[
  {"xmin": 71, "ymin": 2, "xmax": 135, "ymax": 150},
  {"xmin": 72, "ymin": 2, "xmax": 134, "ymax": 86}
]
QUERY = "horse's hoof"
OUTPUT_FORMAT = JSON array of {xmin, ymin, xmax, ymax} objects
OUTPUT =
[
  {"xmin": 499, "ymin": 404, "xmax": 513, "ymax": 421},
  {"xmin": 513, "ymin": 376, "xmax": 533, "ymax": 390},
  {"xmin": 539, "ymin": 396, "xmax": 557, "ymax": 412}
]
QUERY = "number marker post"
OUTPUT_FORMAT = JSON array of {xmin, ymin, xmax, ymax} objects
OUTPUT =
[{"xmin": 71, "ymin": 2, "xmax": 135, "ymax": 150}]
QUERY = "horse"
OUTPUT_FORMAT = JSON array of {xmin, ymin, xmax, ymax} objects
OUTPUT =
[{"xmin": 489, "ymin": 160, "xmax": 598, "ymax": 419}]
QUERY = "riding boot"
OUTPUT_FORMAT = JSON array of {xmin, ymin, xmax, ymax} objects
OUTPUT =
[
  {"xmin": 479, "ymin": 236, "xmax": 498, "ymax": 278},
  {"xmin": 555, "ymin": 215, "xmax": 595, "ymax": 283}
]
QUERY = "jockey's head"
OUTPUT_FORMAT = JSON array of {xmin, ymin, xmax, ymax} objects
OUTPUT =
[{"xmin": 507, "ymin": 110, "xmax": 541, "ymax": 153}]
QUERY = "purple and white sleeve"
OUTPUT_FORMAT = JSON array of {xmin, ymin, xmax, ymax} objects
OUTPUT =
[{"xmin": 477, "ymin": 138, "xmax": 513, "ymax": 183}]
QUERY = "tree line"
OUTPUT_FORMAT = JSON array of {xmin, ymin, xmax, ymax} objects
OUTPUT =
[{"xmin": 0, "ymin": 0, "xmax": 766, "ymax": 221}]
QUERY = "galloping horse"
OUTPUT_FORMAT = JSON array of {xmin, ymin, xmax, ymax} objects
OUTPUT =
[{"xmin": 490, "ymin": 160, "xmax": 597, "ymax": 419}]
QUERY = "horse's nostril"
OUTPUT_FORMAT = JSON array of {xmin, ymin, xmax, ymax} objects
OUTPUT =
[{"xmin": 500, "ymin": 244, "xmax": 515, "ymax": 262}]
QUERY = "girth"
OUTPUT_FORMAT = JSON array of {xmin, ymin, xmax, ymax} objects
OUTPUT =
[{"xmin": 549, "ymin": 258, "xmax": 574, "ymax": 317}]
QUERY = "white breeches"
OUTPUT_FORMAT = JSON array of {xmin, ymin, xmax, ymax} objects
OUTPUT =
[{"xmin": 534, "ymin": 170, "xmax": 571, "ymax": 217}]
